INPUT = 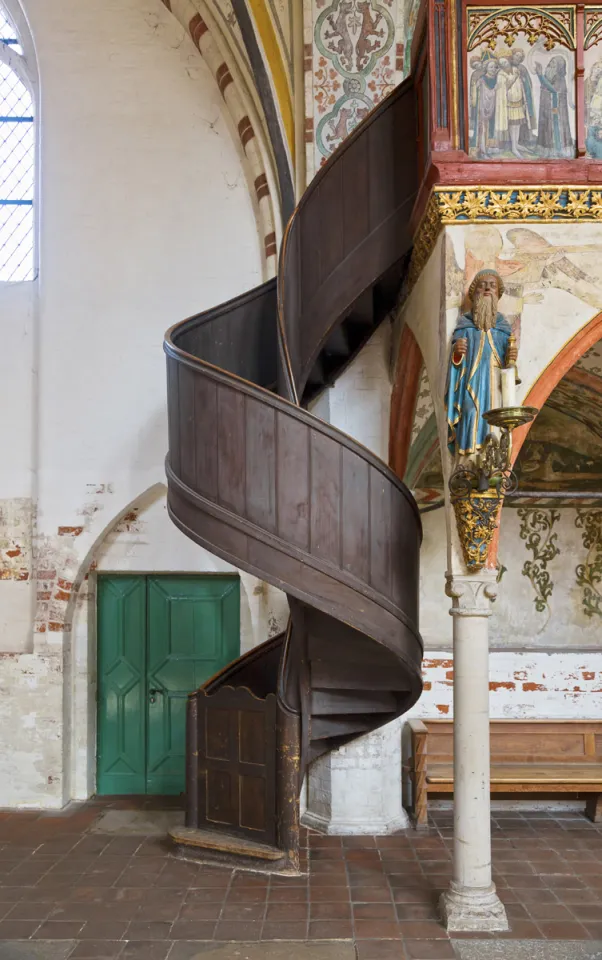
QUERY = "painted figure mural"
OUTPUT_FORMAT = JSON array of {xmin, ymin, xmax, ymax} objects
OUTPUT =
[
  {"xmin": 585, "ymin": 53, "xmax": 602, "ymax": 157},
  {"xmin": 446, "ymin": 270, "xmax": 517, "ymax": 456},
  {"xmin": 467, "ymin": 6, "xmax": 576, "ymax": 160},
  {"xmin": 469, "ymin": 46, "xmax": 575, "ymax": 159}
]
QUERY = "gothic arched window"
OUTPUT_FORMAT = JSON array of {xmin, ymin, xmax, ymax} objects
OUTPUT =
[{"xmin": 0, "ymin": 4, "xmax": 34, "ymax": 282}]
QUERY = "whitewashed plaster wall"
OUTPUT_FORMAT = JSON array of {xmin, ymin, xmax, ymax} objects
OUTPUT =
[
  {"xmin": 0, "ymin": 282, "xmax": 36, "ymax": 654},
  {"xmin": 0, "ymin": 0, "xmax": 266, "ymax": 808},
  {"xmin": 305, "ymin": 323, "xmax": 414, "ymax": 834}
]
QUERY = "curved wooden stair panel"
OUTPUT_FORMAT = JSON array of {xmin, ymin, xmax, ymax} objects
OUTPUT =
[{"xmin": 164, "ymin": 77, "xmax": 423, "ymax": 873}]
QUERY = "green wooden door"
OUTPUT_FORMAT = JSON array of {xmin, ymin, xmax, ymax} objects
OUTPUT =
[{"xmin": 97, "ymin": 574, "xmax": 240, "ymax": 795}]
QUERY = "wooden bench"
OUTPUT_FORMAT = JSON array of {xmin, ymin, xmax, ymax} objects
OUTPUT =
[{"xmin": 407, "ymin": 719, "xmax": 602, "ymax": 828}]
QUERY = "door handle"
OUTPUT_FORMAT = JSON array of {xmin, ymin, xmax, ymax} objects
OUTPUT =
[{"xmin": 149, "ymin": 688, "xmax": 162, "ymax": 703}]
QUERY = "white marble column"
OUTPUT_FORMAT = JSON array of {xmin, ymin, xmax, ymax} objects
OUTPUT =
[{"xmin": 440, "ymin": 573, "xmax": 508, "ymax": 933}]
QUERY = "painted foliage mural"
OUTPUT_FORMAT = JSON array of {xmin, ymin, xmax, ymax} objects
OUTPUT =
[
  {"xmin": 305, "ymin": 0, "xmax": 405, "ymax": 172},
  {"xmin": 467, "ymin": 6, "xmax": 576, "ymax": 160}
]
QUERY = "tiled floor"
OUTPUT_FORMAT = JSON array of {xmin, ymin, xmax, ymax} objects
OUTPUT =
[{"xmin": 0, "ymin": 802, "xmax": 602, "ymax": 959}]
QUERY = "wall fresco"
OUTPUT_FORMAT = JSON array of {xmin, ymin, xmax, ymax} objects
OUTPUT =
[
  {"xmin": 584, "ymin": 9, "xmax": 602, "ymax": 158},
  {"xmin": 305, "ymin": 0, "xmax": 405, "ymax": 174},
  {"xmin": 467, "ymin": 7, "xmax": 576, "ymax": 160}
]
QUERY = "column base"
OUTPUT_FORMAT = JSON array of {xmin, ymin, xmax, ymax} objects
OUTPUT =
[{"xmin": 439, "ymin": 882, "xmax": 508, "ymax": 933}]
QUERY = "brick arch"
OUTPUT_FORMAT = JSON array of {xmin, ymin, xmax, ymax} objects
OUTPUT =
[
  {"xmin": 511, "ymin": 311, "xmax": 602, "ymax": 466},
  {"xmin": 389, "ymin": 324, "xmax": 428, "ymax": 480},
  {"xmin": 159, "ymin": 0, "xmax": 280, "ymax": 277}
]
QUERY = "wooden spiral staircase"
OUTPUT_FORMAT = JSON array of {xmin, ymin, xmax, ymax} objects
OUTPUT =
[{"xmin": 164, "ymin": 77, "xmax": 424, "ymax": 872}]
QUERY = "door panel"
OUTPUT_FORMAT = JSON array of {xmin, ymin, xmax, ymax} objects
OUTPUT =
[
  {"xmin": 145, "ymin": 576, "xmax": 240, "ymax": 795},
  {"xmin": 97, "ymin": 576, "xmax": 147, "ymax": 795},
  {"xmin": 196, "ymin": 687, "xmax": 278, "ymax": 844}
]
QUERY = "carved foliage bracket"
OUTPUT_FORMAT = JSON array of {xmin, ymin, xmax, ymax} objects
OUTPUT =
[
  {"xmin": 585, "ymin": 6, "xmax": 602, "ymax": 48},
  {"xmin": 467, "ymin": 5, "xmax": 576, "ymax": 52}
]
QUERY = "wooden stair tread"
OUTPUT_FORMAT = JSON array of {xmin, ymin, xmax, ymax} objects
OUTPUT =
[
  {"xmin": 427, "ymin": 762, "xmax": 602, "ymax": 785},
  {"xmin": 170, "ymin": 826, "xmax": 284, "ymax": 860},
  {"xmin": 311, "ymin": 659, "xmax": 408, "ymax": 691},
  {"xmin": 311, "ymin": 689, "xmax": 398, "ymax": 715}
]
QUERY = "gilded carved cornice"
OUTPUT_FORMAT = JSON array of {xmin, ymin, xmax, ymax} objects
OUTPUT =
[{"xmin": 408, "ymin": 185, "xmax": 602, "ymax": 291}]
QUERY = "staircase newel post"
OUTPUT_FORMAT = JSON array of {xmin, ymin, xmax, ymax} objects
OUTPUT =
[
  {"xmin": 276, "ymin": 705, "xmax": 301, "ymax": 872},
  {"xmin": 185, "ymin": 692, "xmax": 199, "ymax": 829}
]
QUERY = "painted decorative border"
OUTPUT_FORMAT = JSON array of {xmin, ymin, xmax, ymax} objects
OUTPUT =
[
  {"xmin": 409, "ymin": 185, "xmax": 602, "ymax": 289},
  {"xmin": 467, "ymin": 5, "xmax": 576, "ymax": 52},
  {"xmin": 585, "ymin": 5, "xmax": 602, "ymax": 48}
]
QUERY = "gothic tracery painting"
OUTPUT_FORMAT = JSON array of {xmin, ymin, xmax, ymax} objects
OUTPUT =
[{"xmin": 467, "ymin": 7, "xmax": 576, "ymax": 160}]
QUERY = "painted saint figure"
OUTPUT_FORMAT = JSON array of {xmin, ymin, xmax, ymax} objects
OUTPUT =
[
  {"xmin": 445, "ymin": 270, "xmax": 517, "ymax": 456},
  {"xmin": 535, "ymin": 56, "xmax": 573, "ymax": 158},
  {"xmin": 475, "ymin": 60, "xmax": 498, "ymax": 157},
  {"xmin": 495, "ymin": 57, "xmax": 528, "ymax": 158},
  {"xmin": 510, "ymin": 50, "xmax": 536, "ymax": 147}
]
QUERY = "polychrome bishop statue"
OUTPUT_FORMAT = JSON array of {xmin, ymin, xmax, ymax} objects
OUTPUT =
[{"xmin": 446, "ymin": 269, "xmax": 517, "ymax": 456}]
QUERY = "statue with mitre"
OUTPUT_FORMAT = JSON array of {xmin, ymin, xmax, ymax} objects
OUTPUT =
[{"xmin": 445, "ymin": 269, "xmax": 518, "ymax": 456}]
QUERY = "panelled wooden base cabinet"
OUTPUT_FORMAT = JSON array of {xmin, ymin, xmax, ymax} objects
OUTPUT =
[{"xmin": 407, "ymin": 719, "xmax": 602, "ymax": 828}]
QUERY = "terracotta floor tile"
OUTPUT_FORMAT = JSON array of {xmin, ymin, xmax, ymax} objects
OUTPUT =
[
  {"xmin": 69, "ymin": 940, "xmax": 125, "ymax": 959},
  {"xmin": 214, "ymin": 919, "xmax": 263, "ymax": 940},
  {"xmin": 351, "ymin": 886, "xmax": 394, "ymax": 902},
  {"xmin": 177, "ymin": 902, "xmax": 222, "ymax": 921},
  {"xmin": 220, "ymin": 902, "xmax": 265, "ymax": 921},
  {"xmin": 397, "ymin": 921, "xmax": 448, "ymax": 939},
  {"xmin": 125, "ymin": 920, "xmax": 173, "ymax": 939},
  {"xmin": 355, "ymin": 941, "xmax": 406, "ymax": 959},
  {"xmin": 5, "ymin": 901, "xmax": 52, "ymax": 920},
  {"xmin": 395, "ymin": 904, "xmax": 440, "ymax": 922},
  {"xmin": 310, "ymin": 901, "xmax": 352, "ymax": 920},
  {"xmin": 261, "ymin": 921, "xmax": 309, "ymax": 940},
  {"xmin": 527, "ymin": 902, "xmax": 575, "ymax": 921},
  {"xmin": 307, "ymin": 919, "xmax": 354, "ymax": 939},
  {"xmin": 268, "ymin": 886, "xmax": 308, "ymax": 902},
  {"xmin": 78, "ymin": 920, "xmax": 130, "ymax": 939},
  {"xmin": 169, "ymin": 919, "xmax": 218, "ymax": 939},
  {"xmin": 353, "ymin": 902, "xmax": 398, "ymax": 921},
  {"xmin": 33, "ymin": 919, "xmax": 85, "ymax": 938},
  {"xmin": 355, "ymin": 920, "xmax": 402, "ymax": 939},
  {"xmin": 120, "ymin": 942, "xmax": 172, "ymax": 960},
  {"xmin": 264, "ymin": 902, "xmax": 308, "ymax": 921},
  {"xmin": 309, "ymin": 885, "xmax": 350, "ymax": 901},
  {"xmin": 537, "ymin": 919, "xmax": 589, "ymax": 939},
  {"xmin": 404, "ymin": 942, "xmax": 455, "ymax": 960}
]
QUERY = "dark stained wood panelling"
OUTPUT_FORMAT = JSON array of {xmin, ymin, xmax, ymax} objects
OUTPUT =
[
  {"xmin": 276, "ymin": 414, "xmax": 310, "ymax": 551},
  {"xmin": 217, "ymin": 385, "xmax": 246, "ymax": 516},
  {"xmin": 245, "ymin": 396, "xmax": 277, "ymax": 532},
  {"xmin": 194, "ymin": 375, "xmax": 218, "ymax": 502},
  {"xmin": 369, "ymin": 471, "xmax": 392, "ymax": 599},
  {"xmin": 310, "ymin": 430, "xmax": 341, "ymax": 567},
  {"xmin": 342, "ymin": 135, "xmax": 371, "ymax": 257},
  {"xmin": 341, "ymin": 448, "xmax": 370, "ymax": 584},
  {"xmin": 177, "ymin": 364, "xmax": 197, "ymax": 491}
]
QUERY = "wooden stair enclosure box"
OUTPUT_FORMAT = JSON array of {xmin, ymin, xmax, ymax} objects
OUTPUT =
[{"xmin": 408, "ymin": 719, "xmax": 602, "ymax": 828}]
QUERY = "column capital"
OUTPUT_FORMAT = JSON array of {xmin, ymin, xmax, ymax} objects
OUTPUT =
[{"xmin": 445, "ymin": 571, "xmax": 498, "ymax": 617}]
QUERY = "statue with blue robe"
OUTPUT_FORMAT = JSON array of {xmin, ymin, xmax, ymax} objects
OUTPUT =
[{"xmin": 446, "ymin": 270, "xmax": 516, "ymax": 456}]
